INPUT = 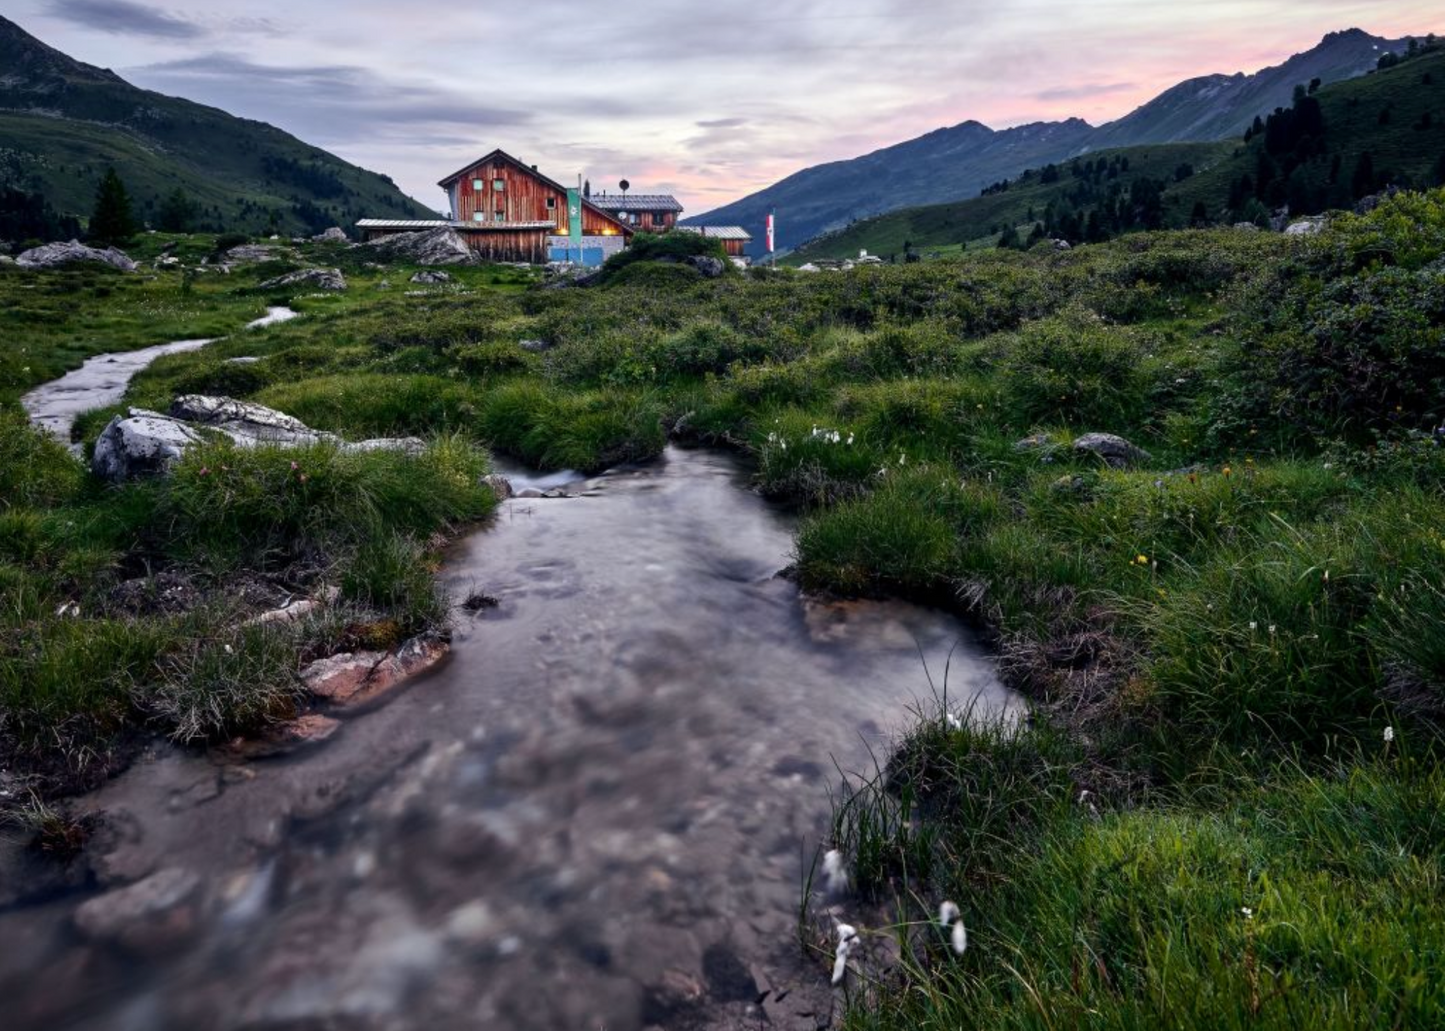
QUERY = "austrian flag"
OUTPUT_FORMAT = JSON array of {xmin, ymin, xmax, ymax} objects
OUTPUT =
[{"xmin": 766, "ymin": 212, "xmax": 775, "ymax": 253}]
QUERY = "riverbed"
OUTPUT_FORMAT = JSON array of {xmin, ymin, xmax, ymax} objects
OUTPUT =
[
  {"xmin": 20, "ymin": 305, "xmax": 297, "ymax": 441},
  {"xmin": 6, "ymin": 339, "xmax": 1012, "ymax": 1029}
]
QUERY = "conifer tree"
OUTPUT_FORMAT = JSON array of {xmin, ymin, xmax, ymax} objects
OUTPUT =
[{"xmin": 88, "ymin": 168, "xmax": 137, "ymax": 245}]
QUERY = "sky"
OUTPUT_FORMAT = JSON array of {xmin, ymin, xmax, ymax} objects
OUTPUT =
[{"xmin": 7, "ymin": 0, "xmax": 1440, "ymax": 215}]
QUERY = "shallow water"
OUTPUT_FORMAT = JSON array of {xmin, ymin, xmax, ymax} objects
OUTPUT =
[
  {"xmin": 20, "ymin": 306, "xmax": 297, "ymax": 440},
  {"xmin": 0, "ymin": 446, "xmax": 1012, "ymax": 1031}
]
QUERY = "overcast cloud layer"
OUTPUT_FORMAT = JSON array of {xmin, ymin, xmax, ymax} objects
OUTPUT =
[{"xmin": 12, "ymin": 0, "xmax": 1440, "ymax": 215}]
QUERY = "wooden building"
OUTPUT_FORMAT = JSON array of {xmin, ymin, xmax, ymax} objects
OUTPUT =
[
  {"xmin": 356, "ymin": 148, "xmax": 634, "ymax": 265},
  {"xmin": 586, "ymin": 192, "xmax": 684, "ymax": 232},
  {"xmin": 676, "ymin": 224, "xmax": 754, "ymax": 261}
]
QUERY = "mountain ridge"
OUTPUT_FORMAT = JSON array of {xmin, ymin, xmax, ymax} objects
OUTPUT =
[
  {"xmin": 691, "ymin": 27, "xmax": 1422, "ymax": 256},
  {"xmin": 0, "ymin": 14, "xmax": 434, "ymax": 236}
]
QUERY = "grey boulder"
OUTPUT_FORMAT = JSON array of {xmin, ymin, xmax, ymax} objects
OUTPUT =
[
  {"xmin": 17, "ymin": 240, "xmax": 137, "ymax": 272},
  {"xmin": 259, "ymin": 267, "xmax": 347, "ymax": 291},
  {"xmin": 410, "ymin": 269, "xmax": 452, "ymax": 284},
  {"xmin": 93, "ymin": 410, "xmax": 208, "ymax": 480},
  {"xmin": 685, "ymin": 255, "xmax": 727, "ymax": 278},
  {"xmin": 359, "ymin": 227, "xmax": 474, "ymax": 265},
  {"xmin": 1072, "ymin": 432, "xmax": 1151, "ymax": 468},
  {"xmin": 311, "ymin": 226, "xmax": 349, "ymax": 243},
  {"xmin": 1283, "ymin": 217, "xmax": 1326, "ymax": 236},
  {"xmin": 170, "ymin": 394, "xmax": 332, "ymax": 445}
]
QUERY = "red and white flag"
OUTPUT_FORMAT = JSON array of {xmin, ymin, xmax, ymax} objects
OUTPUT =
[{"xmin": 766, "ymin": 213, "xmax": 775, "ymax": 253}]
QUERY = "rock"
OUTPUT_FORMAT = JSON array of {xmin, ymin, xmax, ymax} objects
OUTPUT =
[
  {"xmin": 224, "ymin": 356, "xmax": 261, "ymax": 364},
  {"xmin": 1051, "ymin": 238, "xmax": 1073, "ymax": 251},
  {"xmin": 224, "ymin": 714, "xmax": 342, "ymax": 759},
  {"xmin": 0, "ymin": 254, "xmax": 15, "ymax": 265},
  {"xmin": 1013, "ymin": 433, "xmax": 1055, "ymax": 452},
  {"xmin": 515, "ymin": 487, "xmax": 544, "ymax": 499},
  {"xmin": 1283, "ymin": 216, "xmax": 1326, "ymax": 236},
  {"xmin": 222, "ymin": 244, "xmax": 289, "ymax": 264},
  {"xmin": 342, "ymin": 436, "xmax": 427, "ymax": 456},
  {"xmin": 1232, "ymin": 221, "xmax": 1262, "ymax": 232},
  {"xmin": 311, "ymin": 226, "xmax": 349, "ymax": 243},
  {"xmin": 684, "ymin": 255, "xmax": 727, "ymax": 278},
  {"xmin": 154, "ymin": 254, "xmax": 181, "ymax": 268},
  {"xmin": 1072, "ymin": 432, "xmax": 1151, "ymax": 468},
  {"xmin": 1354, "ymin": 187, "xmax": 1400, "ymax": 215},
  {"xmin": 74, "ymin": 868, "xmax": 202, "ymax": 955},
  {"xmin": 259, "ymin": 267, "xmax": 347, "ymax": 291},
  {"xmin": 483, "ymin": 473, "xmax": 514, "ymax": 500},
  {"xmin": 301, "ymin": 634, "xmax": 447, "ymax": 707},
  {"xmin": 170, "ymin": 394, "xmax": 327, "ymax": 444},
  {"xmin": 359, "ymin": 227, "xmax": 475, "ymax": 265},
  {"xmin": 16, "ymin": 239, "xmax": 137, "ymax": 272},
  {"xmin": 410, "ymin": 270, "xmax": 452, "ymax": 284},
  {"xmin": 461, "ymin": 591, "xmax": 499, "ymax": 612},
  {"xmin": 92, "ymin": 410, "xmax": 207, "ymax": 480}
]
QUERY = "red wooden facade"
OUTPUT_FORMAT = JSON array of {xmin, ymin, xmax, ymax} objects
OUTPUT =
[{"xmin": 442, "ymin": 151, "xmax": 631, "ymax": 239}]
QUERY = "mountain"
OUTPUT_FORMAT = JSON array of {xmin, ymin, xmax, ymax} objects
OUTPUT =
[
  {"xmin": 0, "ymin": 15, "xmax": 434, "ymax": 237},
  {"xmin": 788, "ymin": 43, "xmax": 1445, "ymax": 263},
  {"xmin": 693, "ymin": 28, "xmax": 1424, "ymax": 257},
  {"xmin": 1087, "ymin": 27, "xmax": 1410, "ymax": 149}
]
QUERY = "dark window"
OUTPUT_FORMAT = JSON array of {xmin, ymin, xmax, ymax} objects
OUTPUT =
[
  {"xmin": 546, "ymin": 197, "xmax": 556, "ymax": 209},
  {"xmin": 651, "ymin": 211, "xmax": 667, "ymax": 226},
  {"xmin": 495, "ymin": 208, "xmax": 505, "ymax": 220}
]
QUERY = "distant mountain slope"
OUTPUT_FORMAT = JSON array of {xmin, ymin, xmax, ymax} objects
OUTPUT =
[
  {"xmin": 0, "ymin": 15, "xmax": 434, "ymax": 236},
  {"xmin": 787, "ymin": 142, "xmax": 1233, "ymax": 263},
  {"xmin": 694, "ymin": 28, "xmax": 1425, "ymax": 258},
  {"xmin": 1087, "ymin": 28, "xmax": 1409, "ymax": 149},
  {"xmin": 789, "ymin": 46, "xmax": 1445, "ymax": 263}
]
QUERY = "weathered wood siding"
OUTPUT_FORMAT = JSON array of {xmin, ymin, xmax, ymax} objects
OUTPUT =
[{"xmin": 453, "ymin": 158, "xmax": 563, "ymax": 226}]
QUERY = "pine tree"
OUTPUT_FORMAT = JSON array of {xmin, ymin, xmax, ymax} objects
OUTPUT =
[
  {"xmin": 1351, "ymin": 152, "xmax": 1376, "ymax": 199},
  {"xmin": 88, "ymin": 168, "xmax": 137, "ymax": 245},
  {"xmin": 157, "ymin": 188, "xmax": 195, "ymax": 233}
]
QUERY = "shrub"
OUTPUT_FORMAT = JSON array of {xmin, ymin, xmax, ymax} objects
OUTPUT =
[{"xmin": 1000, "ymin": 309, "xmax": 1152, "ymax": 431}]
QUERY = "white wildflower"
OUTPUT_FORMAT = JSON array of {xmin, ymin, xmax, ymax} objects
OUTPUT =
[
  {"xmin": 821, "ymin": 849, "xmax": 848, "ymax": 894},
  {"xmin": 1268, "ymin": 625, "xmax": 1276, "ymax": 635},
  {"xmin": 951, "ymin": 919, "xmax": 968, "ymax": 955},
  {"xmin": 938, "ymin": 900, "xmax": 960, "ymax": 928},
  {"xmin": 1249, "ymin": 621, "xmax": 1257, "ymax": 631},
  {"xmin": 1384, "ymin": 726, "xmax": 1395, "ymax": 743},
  {"xmin": 1241, "ymin": 906, "xmax": 1253, "ymax": 920},
  {"xmin": 831, "ymin": 923, "xmax": 859, "ymax": 985},
  {"xmin": 846, "ymin": 433, "xmax": 854, "ymax": 445},
  {"xmin": 945, "ymin": 711, "xmax": 963, "ymax": 730}
]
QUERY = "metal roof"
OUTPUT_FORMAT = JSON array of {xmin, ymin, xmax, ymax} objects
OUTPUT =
[
  {"xmin": 356, "ymin": 219, "xmax": 453, "ymax": 228},
  {"xmin": 356, "ymin": 218, "xmax": 559, "ymax": 231},
  {"xmin": 587, "ymin": 193, "xmax": 684, "ymax": 212},
  {"xmin": 676, "ymin": 225, "xmax": 753, "ymax": 241}
]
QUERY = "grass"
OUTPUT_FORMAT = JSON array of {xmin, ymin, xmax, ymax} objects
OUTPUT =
[{"xmin": 2, "ymin": 191, "xmax": 1444, "ymax": 1024}]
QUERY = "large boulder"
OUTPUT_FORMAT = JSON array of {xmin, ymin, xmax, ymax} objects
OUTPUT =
[
  {"xmin": 93, "ymin": 397, "xmax": 429, "ymax": 481},
  {"xmin": 359, "ymin": 227, "xmax": 475, "ymax": 265},
  {"xmin": 1072, "ymin": 432, "xmax": 1151, "ymax": 468},
  {"xmin": 684, "ymin": 255, "xmax": 727, "ymax": 278},
  {"xmin": 170, "ymin": 395, "xmax": 332, "ymax": 446},
  {"xmin": 92, "ymin": 410, "xmax": 208, "ymax": 480},
  {"xmin": 259, "ymin": 267, "xmax": 347, "ymax": 291},
  {"xmin": 16, "ymin": 240, "xmax": 137, "ymax": 272},
  {"xmin": 311, "ymin": 226, "xmax": 349, "ymax": 243},
  {"xmin": 1283, "ymin": 216, "xmax": 1326, "ymax": 236}
]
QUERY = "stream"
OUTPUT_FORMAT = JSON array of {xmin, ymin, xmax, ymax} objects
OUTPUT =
[
  {"xmin": 5, "ymin": 324, "xmax": 1013, "ymax": 1030},
  {"xmin": 20, "ymin": 306, "xmax": 297, "ymax": 441}
]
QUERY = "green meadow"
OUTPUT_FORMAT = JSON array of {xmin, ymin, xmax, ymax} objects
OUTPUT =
[{"xmin": 3, "ymin": 194, "xmax": 1444, "ymax": 1023}]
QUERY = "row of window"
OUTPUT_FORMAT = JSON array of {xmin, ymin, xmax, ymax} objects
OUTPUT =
[
  {"xmin": 614, "ymin": 211, "xmax": 670, "ymax": 226},
  {"xmin": 467, "ymin": 196, "xmax": 558, "ymax": 223},
  {"xmin": 472, "ymin": 178, "xmax": 505, "ymax": 192}
]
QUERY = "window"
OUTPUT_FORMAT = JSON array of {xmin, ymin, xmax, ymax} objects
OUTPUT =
[
  {"xmin": 546, "ymin": 197, "xmax": 556, "ymax": 209},
  {"xmin": 495, "ymin": 208, "xmax": 505, "ymax": 221},
  {"xmin": 651, "ymin": 211, "xmax": 667, "ymax": 226},
  {"xmin": 473, "ymin": 211, "xmax": 485, "ymax": 222},
  {"xmin": 492, "ymin": 178, "xmax": 505, "ymax": 192},
  {"xmin": 472, "ymin": 179, "xmax": 483, "ymax": 191}
]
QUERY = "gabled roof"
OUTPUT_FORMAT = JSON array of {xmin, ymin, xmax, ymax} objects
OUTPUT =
[
  {"xmin": 437, "ymin": 148, "xmax": 633, "ymax": 235},
  {"xmin": 676, "ymin": 225, "xmax": 753, "ymax": 241},
  {"xmin": 587, "ymin": 193, "xmax": 684, "ymax": 213}
]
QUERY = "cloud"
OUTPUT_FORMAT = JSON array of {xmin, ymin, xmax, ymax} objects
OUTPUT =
[
  {"xmin": 1034, "ymin": 81, "xmax": 1138, "ymax": 101},
  {"xmin": 48, "ymin": 0, "xmax": 202, "ymax": 39},
  {"xmin": 129, "ymin": 52, "xmax": 533, "ymax": 147},
  {"xmin": 697, "ymin": 117, "xmax": 747, "ymax": 129}
]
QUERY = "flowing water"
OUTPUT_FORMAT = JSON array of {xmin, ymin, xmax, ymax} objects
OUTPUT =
[
  {"xmin": 4, "ymin": 405, "xmax": 1012, "ymax": 1028},
  {"xmin": 20, "ymin": 306, "xmax": 297, "ymax": 441}
]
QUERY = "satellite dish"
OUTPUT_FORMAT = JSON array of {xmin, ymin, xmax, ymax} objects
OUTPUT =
[{"xmin": 619, "ymin": 179, "xmax": 630, "ymax": 195}]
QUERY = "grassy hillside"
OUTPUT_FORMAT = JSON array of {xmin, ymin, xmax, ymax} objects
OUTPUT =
[
  {"xmin": 1174, "ymin": 44, "xmax": 1445, "ymax": 221},
  {"xmin": 4, "ymin": 191, "xmax": 1445, "ymax": 1026},
  {"xmin": 793, "ymin": 48, "xmax": 1445, "ymax": 262},
  {"xmin": 788, "ymin": 142, "xmax": 1232, "ymax": 262},
  {"xmin": 0, "ymin": 15, "xmax": 435, "ymax": 237}
]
